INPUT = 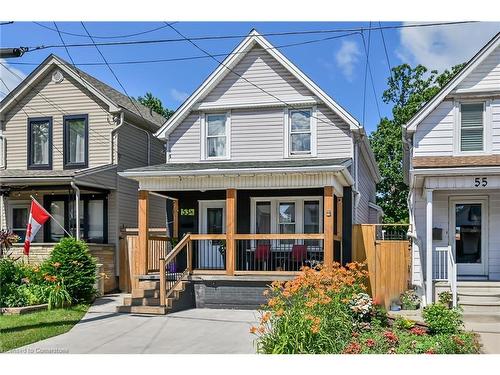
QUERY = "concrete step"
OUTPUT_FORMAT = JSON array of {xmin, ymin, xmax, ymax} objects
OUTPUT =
[
  {"xmin": 116, "ymin": 305, "xmax": 167, "ymax": 315},
  {"xmin": 460, "ymin": 301, "xmax": 500, "ymax": 314},
  {"xmin": 458, "ymin": 292, "xmax": 500, "ymax": 303},
  {"xmin": 123, "ymin": 297, "xmax": 160, "ymax": 306}
]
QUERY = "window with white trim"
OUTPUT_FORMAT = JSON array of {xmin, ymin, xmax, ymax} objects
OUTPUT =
[
  {"xmin": 289, "ymin": 109, "xmax": 312, "ymax": 155},
  {"xmin": 460, "ymin": 103, "xmax": 484, "ymax": 152},
  {"xmin": 205, "ymin": 113, "xmax": 228, "ymax": 159}
]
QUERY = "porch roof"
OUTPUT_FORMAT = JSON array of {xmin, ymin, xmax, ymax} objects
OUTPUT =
[
  {"xmin": 0, "ymin": 164, "xmax": 117, "ymax": 190},
  {"xmin": 121, "ymin": 158, "xmax": 351, "ymax": 177}
]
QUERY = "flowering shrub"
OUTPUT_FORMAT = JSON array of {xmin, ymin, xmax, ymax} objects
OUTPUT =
[
  {"xmin": 400, "ymin": 289, "xmax": 420, "ymax": 310},
  {"xmin": 349, "ymin": 293, "xmax": 373, "ymax": 320},
  {"xmin": 251, "ymin": 262, "xmax": 368, "ymax": 354}
]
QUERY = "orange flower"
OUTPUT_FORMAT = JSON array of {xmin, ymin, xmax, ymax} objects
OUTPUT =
[
  {"xmin": 249, "ymin": 326, "xmax": 258, "ymax": 334},
  {"xmin": 260, "ymin": 312, "xmax": 271, "ymax": 324},
  {"xmin": 275, "ymin": 308, "xmax": 284, "ymax": 317},
  {"xmin": 52, "ymin": 262, "xmax": 61, "ymax": 268}
]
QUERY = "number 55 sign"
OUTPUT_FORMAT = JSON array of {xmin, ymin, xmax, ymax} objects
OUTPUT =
[{"xmin": 474, "ymin": 177, "xmax": 488, "ymax": 187}]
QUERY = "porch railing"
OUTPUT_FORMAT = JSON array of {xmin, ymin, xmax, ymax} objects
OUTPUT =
[
  {"xmin": 434, "ymin": 246, "xmax": 457, "ymax": 307},
  {"xmin": 234, "ymin": 234, "xmax": 325, "ymax": 272}
]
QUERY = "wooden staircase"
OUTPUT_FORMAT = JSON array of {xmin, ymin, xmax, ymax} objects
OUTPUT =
[{"xmin": 116, "ymin": 279, "xmax": 189, "ymax": 315}]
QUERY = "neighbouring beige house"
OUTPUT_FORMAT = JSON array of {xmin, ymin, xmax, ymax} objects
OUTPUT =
[
  {"xmin": 0, "ymin": 54, "xmax": 167, "ymax": 291},
  {"xmin": 404, "ymin": 31, "xmax": 500, "ymax": 313}
]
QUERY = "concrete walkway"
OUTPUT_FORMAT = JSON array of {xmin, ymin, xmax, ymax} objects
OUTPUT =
[
  {"xmin": 12, "ymin": 294, "xmax": 259, "ymax": 354},
  {"xmin": 464, "ymin": 314, "xmax": 500, "ymax": 354}
]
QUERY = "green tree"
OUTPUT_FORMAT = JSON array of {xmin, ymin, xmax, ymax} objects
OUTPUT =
[
  {"xmin": 370, "ymin": 63, "xmax": 465, "ymax": 223},
  {"xmin": 137, "ymin": 92, "xmax": 174, "ymax": 120}
]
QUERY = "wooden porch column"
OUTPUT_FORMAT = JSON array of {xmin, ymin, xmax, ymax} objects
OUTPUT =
[
  {"xmin": 324, "ymin": 186, "xmax": 334, "ymax": 267},
  {"xmin": 136, "ymin": 190, "xmax": 149, "ymax": 287},
  {"xmin": 172, "ymin": 198, "xmax": 179, "ymax": 238},
  {"xmin": 226, "ymin": 189, "xmax": 237, "ymax": 275}
]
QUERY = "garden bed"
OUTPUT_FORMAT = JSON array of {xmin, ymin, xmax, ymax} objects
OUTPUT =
[{"xmin": 250, "ymin": 263, "xmax": 481, "ymax": 354}]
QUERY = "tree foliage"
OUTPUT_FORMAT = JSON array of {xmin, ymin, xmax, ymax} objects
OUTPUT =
[
  {"xmin": 370, "ymin": 63, "xmax": 465, "ymax": 223},
  {"xmin": 137, "ymin": 92, "xmax": 174, "ymax": 120}
]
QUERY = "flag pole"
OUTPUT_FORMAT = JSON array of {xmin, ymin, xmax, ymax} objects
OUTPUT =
[{"xmin": 30, "ymin": 196, "xmax": 72, "ymax": 237}]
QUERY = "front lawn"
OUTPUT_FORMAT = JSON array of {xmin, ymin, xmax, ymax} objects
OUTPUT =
[{"xmin": 0, "ymin": 304, "xmax": 88, "ymax": 352}]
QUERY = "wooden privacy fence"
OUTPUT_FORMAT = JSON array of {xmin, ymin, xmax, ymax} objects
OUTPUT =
[{"xmin": 352, "ymin": 224, "xmax": 411, "ymax": 309}]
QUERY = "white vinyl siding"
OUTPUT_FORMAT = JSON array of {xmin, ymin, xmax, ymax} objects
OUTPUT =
[
  {"xmin": 454, "ymin": 46, "xmax": 500, "ymax": 93},
  {"xmin": 200, "ymin": 46, "xmax": 316, "ymax": 107},
  {"xmin": 168, "ymin": 106, "xmax": 353, "ymax": 163},
  {"xmin": 460, "ymin": 103, "xmax": 484, "ymax": 152}
]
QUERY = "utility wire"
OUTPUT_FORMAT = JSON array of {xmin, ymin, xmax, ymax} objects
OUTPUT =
[
  {"xmin": 360, "ymin": 29, "xmax": 382, "ymax": 121},
  {"xmin": 33, "ymin": 21, "xmax": 177, "ymax": 39},
  {"xmin": 378, "ymin": 21, "xmax": 392, "ymax": 79},
  {"xmin": 10, "ymin": 31, "xmax": 360, "ymax": 67},
  {"xmin": 24, "ymin": 21, "xmax": 477, "ymax": 52},
  {"xmin": 164, "ymin": 23, "xmax": 350, "ymax": 129}
]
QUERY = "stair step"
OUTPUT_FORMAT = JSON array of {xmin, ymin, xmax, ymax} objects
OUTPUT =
[
  {"xmin": 116, "ymin": 305, "xmax": 167, "ymax": 315},
  {"xmin": 138, "ymin": 281, "xmax": 160, "ymax": 290},
  {"xmin": 459, "ymin": 301, "xmax": 500, "ymax": 314},
  {"xmin": 131, "ymin": 289, "xmax": 160, "ymax": 298},
  {"xmin": 123, "ymin": 297, "xmax": 160, "ymax": 306}
]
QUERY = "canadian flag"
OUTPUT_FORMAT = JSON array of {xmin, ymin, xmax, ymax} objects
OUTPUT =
[{"xmin": 24, "ymin": 199, "xmax": 50, "ymax": 256}]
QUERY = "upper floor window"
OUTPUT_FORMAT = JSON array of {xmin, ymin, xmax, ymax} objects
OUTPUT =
[
  {"xmin": 64, "ymin": 115, "xmax": 88, "ymax": 168},
  {"xmin": 286, "ymin": 108, "xmax": 316, "ymax": 157},
  {"xmin": 28, "ymin": 117, "xmax": 52, "ymax": 170},
  {"xmin": 460, "ymin": 103, "xmax": 484, "ymax": 152},
  {"xmin": 205, "ymin": 113, "xmax": 229, "ymax": 159}
]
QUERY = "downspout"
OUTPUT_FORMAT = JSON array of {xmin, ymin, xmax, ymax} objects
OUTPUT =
[
  {"xmin": 0, "ymin": 119, "xmax": 5, "ymax": 169},
  {"xmin": 352, "ymin": 135, "xmax": 362, "ymax": 221},
  {"xmin": 70, "ymin": 181, "xmax": 80, "ymax": 240},
  {"xmin": 110, "ymin": 112, "xmax": 125, "ymax": 164}
]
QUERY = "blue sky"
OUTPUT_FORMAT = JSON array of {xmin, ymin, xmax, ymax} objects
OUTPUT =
[{"xmin": 1, "ymin": 21, "xmax": 499, "ymax": 133}]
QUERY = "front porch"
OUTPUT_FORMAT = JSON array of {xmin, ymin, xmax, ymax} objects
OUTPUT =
[{"xmin": 132, "ymin": 186, "xmax": 345, "ymax": 283}]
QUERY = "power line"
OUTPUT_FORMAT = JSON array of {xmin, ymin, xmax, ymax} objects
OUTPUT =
[
  {"xmin": 164, "ymin": 23, "xmax": 349, "ymax": 129},
  {"xmin": 24, "ymin": 21, "xmax": 477, "ymax": 52},
  {"xmin": 360, "ymin": 29, "xmax": 382, "ymax": 121},
  {"xmin": 378, "ymin": 21, "xmax": 392, "ymax": 78},
  {"xmin": 78, "ymin": 22, "xmax": 153, "ymax": 132},
  {"xmin": 9, "ymin": 31, "xmax": 361, "ymax": 67},
  {"xmin": 0, "ymin": 21, "xmax": 14, "ymax": 26},
  {"xmin": 32, "ymin": 21, "xmax": 177, "ymax": 39}
]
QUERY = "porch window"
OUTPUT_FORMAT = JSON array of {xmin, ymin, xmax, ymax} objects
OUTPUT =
[
  {"xmin": 11, "ymin": 205, "xmax": 29, "ymax": 239},
  {"xmin": 460, "ymin": 103, "xmax": 484, "ymax": 152},
  {"xmin": 28, "ymin": 117, "xmax": 52, "ymax": 169},
  {"xmin": 279, "ymin": 202, "xmax": 296, "ymax": 244},
  {"xmin": 64, "ymin": 115, "xmax": 88, "ymax": 168},
  {"xmin": 45, "ymin": 194, "xmax": 107, "ymax": 243},
  {"xmin": 206, "ymin": 113, "xmax": 228, "ymax": 158},
  {"xmin": 289, "ymin": 109, "xmax": 312, "ymax": 155}
]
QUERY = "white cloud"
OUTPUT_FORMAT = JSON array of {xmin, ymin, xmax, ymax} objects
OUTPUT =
[
  {"xmin": 169, "ymin": 88, "xmax": 189, "ymax": 103},
  {"xmin": 397, "ymin": 22, "xmax": 500, "ymax": 72},
  {"xmin": 335, "ymin": 40, "xmax": 362, "ymax": 81},
  {"xmin": 0, "ymin": 60, "xmax": 26, "ymax": 99}
]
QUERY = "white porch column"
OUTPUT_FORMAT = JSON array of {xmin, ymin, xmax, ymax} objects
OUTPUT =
[{"xmin": 425, "ymin": 189, "xmax": 433, "ymax": 305}]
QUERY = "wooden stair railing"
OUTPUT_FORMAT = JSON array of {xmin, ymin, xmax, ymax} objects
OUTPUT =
[{"xmin": 159, "ymin": 233, "xmax": 192, "ymax": 307}]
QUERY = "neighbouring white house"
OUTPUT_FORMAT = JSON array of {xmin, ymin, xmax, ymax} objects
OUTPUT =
[{"xmin": 404, "ymin": 31, "xmax": 500, "ymax": 311}]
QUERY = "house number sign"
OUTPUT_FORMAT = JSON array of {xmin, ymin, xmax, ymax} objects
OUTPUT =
[{"xmin": 474, "ymin": 177, "xmax": 488, "ymax": 187}]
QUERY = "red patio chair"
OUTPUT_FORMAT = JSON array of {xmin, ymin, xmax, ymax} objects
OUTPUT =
[
  {"xmin": 255, "ymin": 244, "xmax": 271, "ymax": 271},
  {"xmin": 291, "ymin": 244, "xmax": 308, "ymax": 270}
]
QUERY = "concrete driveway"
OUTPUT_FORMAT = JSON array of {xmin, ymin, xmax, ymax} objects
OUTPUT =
[{"xmin": 12, "ymin": 294, "xmax": 259, "ymax": 354}]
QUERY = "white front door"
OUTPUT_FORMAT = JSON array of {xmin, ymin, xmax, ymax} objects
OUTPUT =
[
  {"xmin": 198, "ymin": 200, "xmax": 225, "ymax": 269},
  {"xmin": 449, "ymin": 197, "xmax": 488, "ymax": 277}
]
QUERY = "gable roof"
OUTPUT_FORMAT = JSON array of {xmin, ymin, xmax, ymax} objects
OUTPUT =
[
  {"xmin": 0, "ymin": 54, "xmax": 166, "ymax": 128},
  {"xmin": 155, "ymin": 29, "xmax": 362, "ymax": 139},
  {"xmin": 405, "ymin": 31, "xmax": 500, "ymax": 133}
]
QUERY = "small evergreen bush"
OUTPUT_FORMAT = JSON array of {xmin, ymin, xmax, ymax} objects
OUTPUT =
[{"xmin": 42, "ymin": 238, "xmax": 97, "ymax": 303}]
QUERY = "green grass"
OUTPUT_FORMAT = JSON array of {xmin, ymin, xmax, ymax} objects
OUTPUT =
[{"xmin": 0, "ymin": 304, "xmax": 88, "ymax": 353}]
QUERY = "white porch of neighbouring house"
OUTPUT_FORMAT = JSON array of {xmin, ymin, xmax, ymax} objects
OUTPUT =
[{"xmin": 411, "ymin": 169, "xmax": 500, "ymax": 312}]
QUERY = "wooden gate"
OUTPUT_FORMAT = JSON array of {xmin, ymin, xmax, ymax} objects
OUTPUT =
[{"xmin": 352, "ymin": 224, "xmax": 411, "ymax": 309}]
